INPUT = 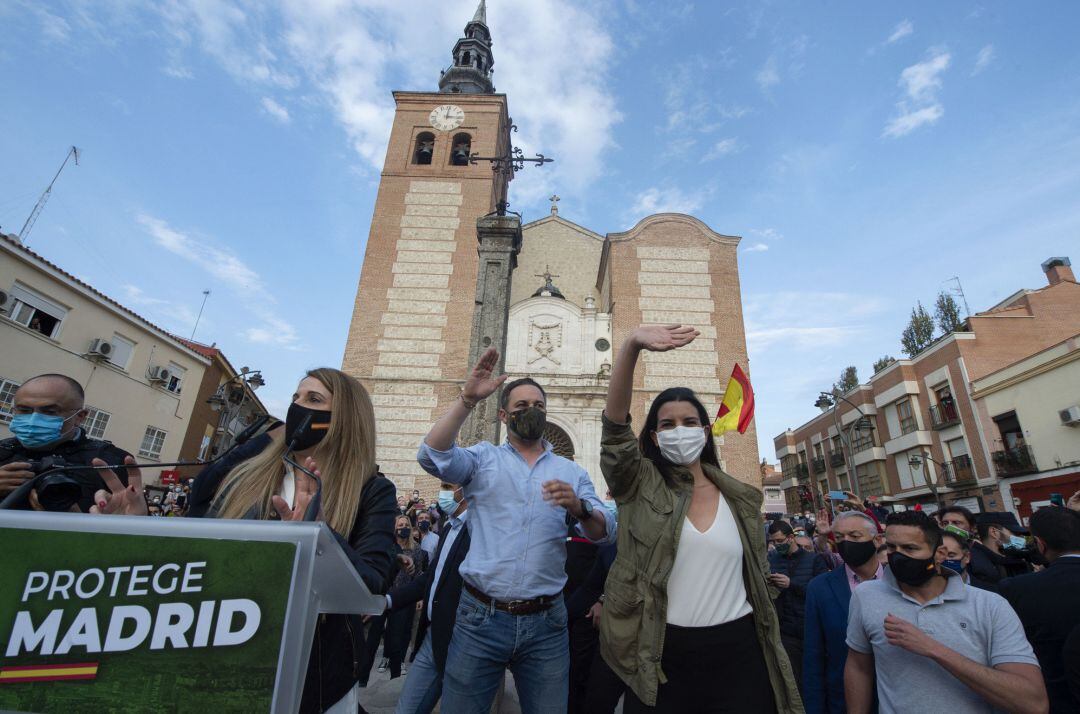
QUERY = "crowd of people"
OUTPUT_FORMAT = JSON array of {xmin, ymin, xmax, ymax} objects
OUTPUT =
[{"xmin": 2, "ymin": 324, "xmax": 1080, "ymax": 714}]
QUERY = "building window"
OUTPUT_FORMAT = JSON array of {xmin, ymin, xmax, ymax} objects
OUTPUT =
[
  {"xmin": 413, "ymin": 132, "xmax": 435, "ymax": 165},
  {"xmin": 7, "ymin": 284, "xmax": 67, "ymax": 339},
  {"xmin": 450, "ymin": 132, "xmax": 472, "ymax": 166},
  {"xmin": 139, "ymin": 426, "xmax": 167, "ymax": 460},
  {"xmin": 897, "ymin": 399, "xmax": 917, "ymax": 434},
  {"xmin": 165, "ymin": 362, "xmax": 187, "ymax": 394},
  {"xmin": 852, "ymin": 429, "xmax": 875, "ymax": 452},
  {"xmin": 0, "ymin": 378, "xmax": 19, "ymax": 424},
  {"xmin": 109, "ymin": 334, "xmax": 136, "ymax": 371},
  {"xmin": 83, "ymin": 407, "xmax": 111, "ymax": 439}
]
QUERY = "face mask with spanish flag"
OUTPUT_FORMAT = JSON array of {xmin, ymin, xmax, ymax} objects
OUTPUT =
[
  {"xmin": 284, "ymin": 402, "xmax": 332, "ymax": 451},
  {"xmin": 712, "ymin": 363, "xmax": 755, "ymax": 436}
]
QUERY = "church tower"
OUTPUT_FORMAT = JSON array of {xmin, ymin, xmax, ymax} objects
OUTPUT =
[{"xmin": 342, "ymin": 1, "xmax": 513, "ymax": 492}]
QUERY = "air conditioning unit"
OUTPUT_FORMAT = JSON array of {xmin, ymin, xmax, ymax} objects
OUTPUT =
[
  {"xmin": 1060, "ymin": 406, "xmax": 1080, "ymax": 427},
  {"xmin": 148, "ymin": 366, "xmax": 171, "ymax": 383},
  {"xmin": 0, "ymin": 289, "xmax": 8, "ymax": 314},
  {"xmin": 88, "ymin": 338, "xmax": 114, "ymax": 358}
]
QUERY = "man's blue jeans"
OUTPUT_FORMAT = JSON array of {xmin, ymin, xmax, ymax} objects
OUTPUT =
[
  {"xmin": 393, "ymin": 631, "xmax": 442, "ymax": 714},
  {"xmin": 440, "ymin": 589, "xmax": 569, "ymax": 714}
]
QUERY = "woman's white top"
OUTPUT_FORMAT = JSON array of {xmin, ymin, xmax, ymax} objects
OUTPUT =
[
  {"xmin": 280, "ymin": 464, "xmax": 296, "ymax": 509},
  {"xmin": 665, "ymin": 494, "xmax": 754, "ymax": 627}
]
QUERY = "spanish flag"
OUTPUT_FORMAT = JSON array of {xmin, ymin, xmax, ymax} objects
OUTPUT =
[
  {"xmin": 0, "ymin": 662, "xmax": 99, "ymax": 683},
  {"xmin": 712, "ymin": 363, "xmax": 755, "ymax": 436}
]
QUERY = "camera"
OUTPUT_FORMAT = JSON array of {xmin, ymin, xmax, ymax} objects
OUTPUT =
[{"xmin": 25, "ymin": 456, "xmax": 86, "ymax": 512}]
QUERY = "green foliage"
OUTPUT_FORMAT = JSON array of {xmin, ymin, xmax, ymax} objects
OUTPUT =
[
  {"xmin": 935, "ymin": 291, "xmax": 965, "ymax": 334},
  {"xmin": 831, "ymin": 365, "xmax": 859, "ymax": 396},
  {"xmin": 872, "ymin": 355, "xmax": 897, "ymax": 373},
  {"xmin": 901, "ymin": 301, "xmax": 936, "ymax": 357}
]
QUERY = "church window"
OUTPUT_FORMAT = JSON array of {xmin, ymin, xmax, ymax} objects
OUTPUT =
[
  {"xmin": 461, "ymin": 50, "xmax": 471, "ymax": 67},
  {"xmin": 595, "ymin": 338, "xmax": 610, "ymax": 352},
  {"xmin": 413, "ymin": 132, "xmax": 435, "ymax": 165},
  {"xmin": 450, "ymin": 132, "xmax": 472, "ymax": 166}
]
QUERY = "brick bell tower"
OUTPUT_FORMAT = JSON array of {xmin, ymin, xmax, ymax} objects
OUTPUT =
[{"xmin": 342, "ymin": 0, "xmax": 514, "ymax": 493}]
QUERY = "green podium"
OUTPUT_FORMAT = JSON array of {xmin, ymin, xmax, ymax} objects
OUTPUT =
[{"xmin": 0, "ymin": 511, "xmax": 386, "ymax": 713}]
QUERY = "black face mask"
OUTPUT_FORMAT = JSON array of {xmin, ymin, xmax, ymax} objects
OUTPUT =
[
  {"xmin": 285, "ymin": 402, "xmax": 332, "ymax": 451},
  {"xmin": 418, "ymin": 521, "xmax": 430, "ymax": 532},
  {"xmin": 888, "ymin": 551, "xmax": 937, "ymax": 586},
  {"xmin": 396, "ymin": 527, "xmax": 411, "ymax": 540},
  {"xmin": 506, "ymin": 406, "xmax": 546, "ymax": 441},
  {"xmin": 837, "ymin": 539, "xmax": 877, "ymax": 568}
]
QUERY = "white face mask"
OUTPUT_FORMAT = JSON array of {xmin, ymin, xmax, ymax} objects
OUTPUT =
[{"xmin": 655, "ymin": 426, "xmax": 708, "ymax": 465}]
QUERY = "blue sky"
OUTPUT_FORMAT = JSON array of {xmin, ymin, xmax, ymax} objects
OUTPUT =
[{"xmin": 2, "ymin": 1, "xmax": 1079, "ymax": 463}]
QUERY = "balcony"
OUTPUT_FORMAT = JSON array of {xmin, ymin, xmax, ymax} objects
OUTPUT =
[
  {"xmin": 795, "ymin": 463, "xmax": 810, "ymax": 480},
  {"xmin": 829, "ymin": 451, "xmax": 846, "ymax": 468},
  {"xmin": 943, "ymin": 454, "xmax": 976, "ymax": 486},
  {"xmin": 929, "ymin": 402, "xmax": 961, "ymax": 430},
  {"xmin": 811, "ymin": 457, "xmax": 827, "ymax": 474},
  {"xmin": 992, "ymin": 445, "xmax": 1038, "ymax": 477}
]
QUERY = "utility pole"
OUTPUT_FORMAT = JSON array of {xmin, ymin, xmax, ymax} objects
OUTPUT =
[
  {"xmin": 19, "ymin": 146, "xmax": 79, "ymax": 244},
  {"xmin": 946, "ymin": 276, "xmax": 972, "ymax": 318},
  {"xmin": 191, "ymin": 290, "xmax": 211, "ymax": 341}
]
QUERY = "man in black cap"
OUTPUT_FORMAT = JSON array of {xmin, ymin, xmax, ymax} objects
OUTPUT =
[
  {"xmin": 998, "ymin": 507, "xmax": 1080, "ymax": 713},
  {"xmin": 970, "ymin": 511, "xmax": 1032, "ymax": 589}
]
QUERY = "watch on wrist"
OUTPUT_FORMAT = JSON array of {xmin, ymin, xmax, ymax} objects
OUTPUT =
[{"xmin": 578, "ymin": 498, "xmax": 594, "ymax": 520}]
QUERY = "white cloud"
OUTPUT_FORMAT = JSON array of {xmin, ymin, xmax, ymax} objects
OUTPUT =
[
  {"xmin": 973, "ymin": 44, "xmax": 995, "ymax": 75},
  {"xmin": 743, "ymin": 291, "xmax": 886, "ymax": 351},
  {"xmin": 261, "ymin": 96, "xmax": 291, "ymax": 123},
  {"xmin": 136, "ymin": 214, "xmax": 300, "ymax": 348},
  {"xmin": 743, "ymin": 242, "xmax": 769, "ymax": 253},
  {"xmin": 37, "ymin": 8, "xmax": 71, "ymax": 42},
  {"xmin": 749, "ymin": 227, "xmax": 783, "ymax": 241},
  {"xmin": 627, "ymin": 186, "xmax": 708, "ymax": 221},
  {"xmin": 703, "ymin": 137, "xmax": 743, "ymax": 162},
  {"xmin": 756, "ymin": 56, "xmax": 780, "ymax": 90},
  {"xmin": 886, "ymin": 19, "xmax": 913, "ymax": 45},
  {"xmin": 883, "ymin": 48, "xmax": 951, "ymax": 138}
]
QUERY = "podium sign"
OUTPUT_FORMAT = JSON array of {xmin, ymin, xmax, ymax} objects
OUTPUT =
[{"xmin": 0, "ymin": 511, "xmax": 385, "ymax": 713}]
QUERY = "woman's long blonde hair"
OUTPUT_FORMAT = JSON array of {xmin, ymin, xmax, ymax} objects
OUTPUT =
[{"xmin": 213, "ymin": 367, "xmax": 377, "ymax": 535}]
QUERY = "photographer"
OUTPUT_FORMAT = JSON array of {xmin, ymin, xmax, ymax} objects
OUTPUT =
[{"xmin": 0, "ymin": 374, "xmax": 129, "ymax": 512}]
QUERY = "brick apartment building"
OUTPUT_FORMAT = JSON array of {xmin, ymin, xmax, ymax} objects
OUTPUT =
[{"xmin": 775, "ymin": 257, "xmax": 1080, "ymax": 520}]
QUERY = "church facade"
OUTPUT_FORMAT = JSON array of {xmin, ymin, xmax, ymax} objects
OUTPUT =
[{"xmin": 342, "ymin": 2, "xmax": 760, "ymax": 497}]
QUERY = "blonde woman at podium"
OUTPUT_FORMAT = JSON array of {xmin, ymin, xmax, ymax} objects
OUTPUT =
[{"xmin": 93, "ymin": 367, "xmax": 399, "ymax": 714}]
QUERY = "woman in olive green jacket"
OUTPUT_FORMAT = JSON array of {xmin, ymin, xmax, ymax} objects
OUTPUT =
[{"xmin": 598, "ymin": 325, "xmax": 803, "ymax": 713}]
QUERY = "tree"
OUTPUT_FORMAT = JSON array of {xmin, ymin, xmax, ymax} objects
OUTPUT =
[
  {"xmin": 831, "ymin": 365, "xmax": 859, "ymax": 397},
  {"xmin": 935, "ymin": 291, "xmax": 964, "ymax": 334},
  {"xmin": 873, "ymin": 355, "xmax": 896, "ymax": 373},
  {"xmin": 901, "ymin": 301, "xmax": 935, "ymax": 357}
]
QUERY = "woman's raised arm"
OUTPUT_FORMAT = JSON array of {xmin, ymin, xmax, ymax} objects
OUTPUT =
[{"xmin": 604, "ymin": 324, "xmax": 699, "ymax": 424}]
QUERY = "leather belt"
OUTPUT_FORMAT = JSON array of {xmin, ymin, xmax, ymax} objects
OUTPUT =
[{"xmin": 464, "ymin": 582, "xmax": 558, "ymax": 616}]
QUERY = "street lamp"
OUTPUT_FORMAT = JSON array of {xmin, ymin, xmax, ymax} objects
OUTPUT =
[
  {"xmin": 907, "ymin": 450, "xmax": 944, "ymax": 510},
  {"xmin": 206, "ymin": 369, "xmax": 265, "ymax": 459},
  {"xmin": 817, "ymin": 392, "xmax": 872, "ymax": 502}
]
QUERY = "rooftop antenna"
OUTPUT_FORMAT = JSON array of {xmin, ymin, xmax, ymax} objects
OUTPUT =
[
  {"xmin": 191, "ymin": 290, "xmax": 211, "ymax": 340},
  {"xmin": 19, "ymin": 146, "xmax": 80, "ymax": 244},
  {"xmin": 944, "ymin": 276, "xmax": 972, "ymax": 317}
]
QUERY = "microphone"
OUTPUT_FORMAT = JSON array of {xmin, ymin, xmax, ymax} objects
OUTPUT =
[
  {"xmin": 280, "ymin": 411, "xmax": 323, "ymax": 522},
  {"xmin": 0, "ymin": 417, "xmax": 282, "ymax": 511}
]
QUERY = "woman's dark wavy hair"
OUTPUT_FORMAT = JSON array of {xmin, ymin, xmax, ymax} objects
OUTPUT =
[{"xmin": 638, "ymin": 387, "xmax": 721, "ymax": 485}]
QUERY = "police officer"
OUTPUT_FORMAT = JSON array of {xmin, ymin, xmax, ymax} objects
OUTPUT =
[{"xmin": 0, "ymin": 374, "xmax": 130, "ymax": 512}]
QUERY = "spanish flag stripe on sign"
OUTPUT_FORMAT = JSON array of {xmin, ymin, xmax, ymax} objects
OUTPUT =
[
  {"xmin": 0, "ymin": 662, "xmax": 99, "ymax": 683},
  {"xmin": 712, "ymin": 363, "xmax": 755, "ymax": 436}
]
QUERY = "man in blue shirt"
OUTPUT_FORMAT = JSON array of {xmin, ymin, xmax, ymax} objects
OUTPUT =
[{"xmin": 417, "ymin": 347, "xmax": 613, "ymax": 714}]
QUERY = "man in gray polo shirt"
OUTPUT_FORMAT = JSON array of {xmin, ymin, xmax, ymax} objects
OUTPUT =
[{"xmin": 845, "ymin": 510, "xmax": 1047, "ymax": 714}]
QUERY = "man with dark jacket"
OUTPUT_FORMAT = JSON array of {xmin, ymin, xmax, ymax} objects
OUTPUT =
[
  {"xmin": 385, "ymin": 481, "xmax": 471, "ymax": 714},
  {"xmin": 768, "ymin": 519, "xmax": 828, "ymax": 694},
  {"xmin": 999, "ymin": 506, "xmax": 1080, "ymax": 713},
  {"xmin": 0, "ymin": 374, "xmax": 129, "ymax": 512},
  {"xmin": 803, "ymin": 510, "xmax": 883, "ymax": 714},
  {"xmin": 970, "ymin": 511, "xmax": 1033, "ymax": 589}
]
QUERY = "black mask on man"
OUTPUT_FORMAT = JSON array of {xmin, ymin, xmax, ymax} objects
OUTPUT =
[
  {"xmin": 506, "ymin": 406, "xmax": 546, "ymax": 441},
  {"xmin": 837, "ymin": 539, "xmax": 877, "ymax": 568},
  {"xmin": 888, "ymin": 551, "xmax": 937, "ymax": 586},
  {"xmin": 285, "ymin": 402, "xmax": 332, "ymax": 451},
  {"xmin": 418, "ymin": 520, "xmax": 430, "ymax": 533}
]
